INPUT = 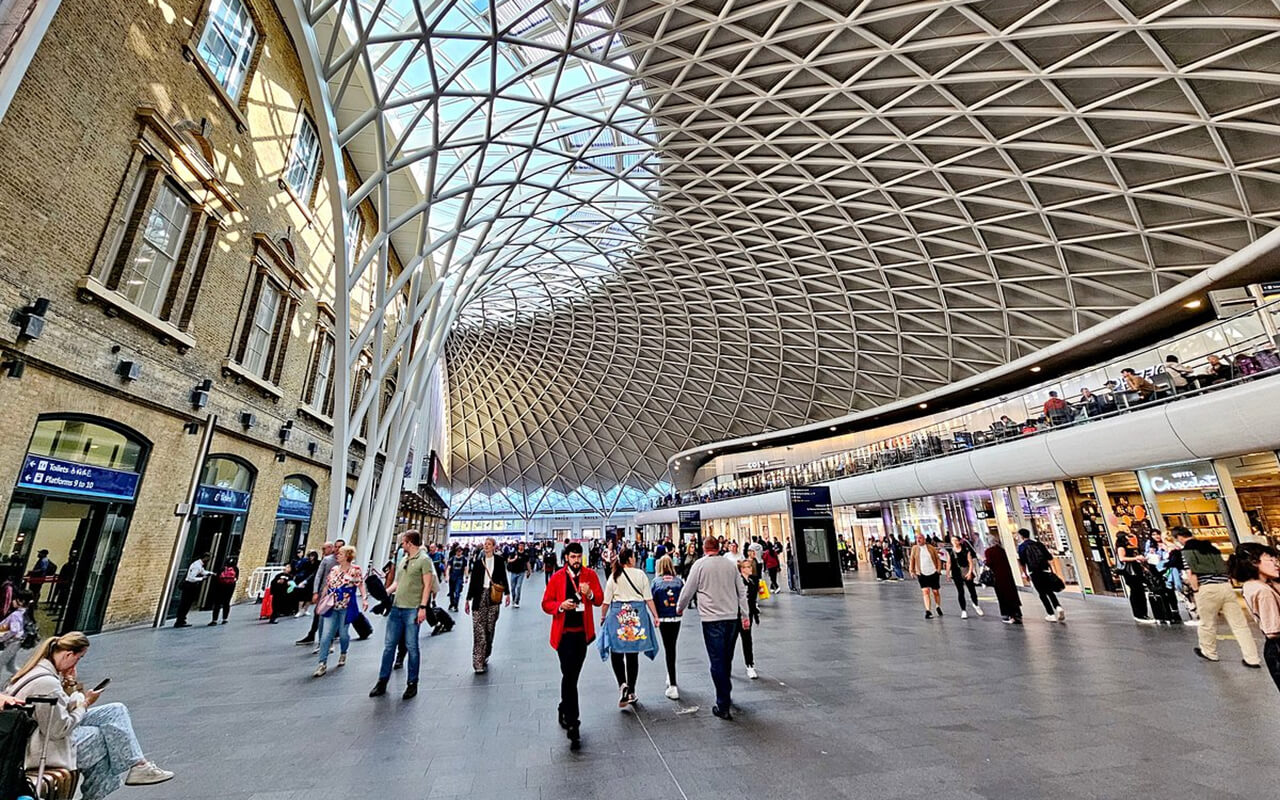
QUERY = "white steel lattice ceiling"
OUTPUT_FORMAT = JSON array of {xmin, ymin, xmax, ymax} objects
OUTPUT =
[{"xmin": 294, "ymin": 0, "xmax": 1280, "ymax": 516}]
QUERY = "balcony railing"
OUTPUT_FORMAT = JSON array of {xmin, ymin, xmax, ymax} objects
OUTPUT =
[{"xmin": 647, "ymin": 297, "xmax": 1280, "ymax": 510}]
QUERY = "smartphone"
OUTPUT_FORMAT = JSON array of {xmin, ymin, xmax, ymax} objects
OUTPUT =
[{"xmin": 91, "ymin": 678, "xmax": 110, "ymax": 692}]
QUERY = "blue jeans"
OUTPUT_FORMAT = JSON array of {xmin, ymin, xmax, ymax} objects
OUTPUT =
[
  {"xmin": 318, "ymin": 609, "xmax": 350, "ymax": 665},
  {"xmin": 701, "ymin": 619, "xmax": 739, "ymax": 710},
  {"xmin": 379, "ymin": 606, "xmax": 421, "ymax": 682},
  {"xmin": 509, "ymin": 571, "xmax": 526, "ymax": 604},
  {"xmin": 449, "ymin": 575, "xmax": 464, "ymax": 608}
]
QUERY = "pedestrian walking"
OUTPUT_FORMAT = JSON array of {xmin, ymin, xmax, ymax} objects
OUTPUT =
[
  {"xmin": 761, "ymin": 546, "xmax": 780, "ymax": 592},
  {"xmin": 1115, "ymin": 529, "xmax": 1154, "ymax": 623},
  {"xmin": 370, "ymin": 530, "xmax": 434, "ymax": 700},
  {"xmin": 1016, "ymin": 529, "xmax": 1065, "ymax": 622},
  {"xmin": 737, "ymin": 558, "xmax": 761, "ymax": 679},
  {"xmin": 1230, "ymin": 542, "xmax": 1280, "ymax": 689},
  {"xmin": 948, "ymin": 535, "xmax": 983, "ymax": 619},
  {"xmin": 599, "ymin": 548, "xmax": 659, "ymax": 708},
  {"xmin": 466, "ymin": 537, "xmax": 509, "ymax": 674},
  {"xmin": 313, "ymin": 545, "xmax": 367, "ymax": 677},
  {"xmin": 651, "ymin": 556, "xmax": 684, "ymax": 700},
  {"xmin": 506, "ymin": 543, "xmax": 532, "ymax": 608},
  {"xmin": 983, "ymin": 540, "xmax": 1023, "ymax": 624},
  {"xmin": 296, "ymin": 542, "xmax": 336, "ymax": 647},
  {"xmin": 446, "ymin": 544, "xmax": 467, "ymax": 612},
  {"xmin": 0, "ymin": 590, "xmax": 32, "ymax": 683},
  {"xmin": 676, "ymin": 537, "xmax": 749, "ymax": 720},
  {"xmin": 1171, "ymin": 526, "xmax": 1261, "ymax": 669},
  {"xmin": 908, "ymin": 533, "xmax": 944, "ymax": 619},
  {"xmin": 541, "ymin": 542, "xmax": 602, "ymax": 750}
]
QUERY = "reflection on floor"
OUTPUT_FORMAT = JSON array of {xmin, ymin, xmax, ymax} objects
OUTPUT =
[{"xmin": 83, "ymin": 572, "xmax": 1277, "ymax": 800}]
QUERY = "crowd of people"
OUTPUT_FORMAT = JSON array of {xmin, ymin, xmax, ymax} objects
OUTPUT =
[{"xmin": 655, "ymin": 349, "xmax": 1279, "ymax": 511}]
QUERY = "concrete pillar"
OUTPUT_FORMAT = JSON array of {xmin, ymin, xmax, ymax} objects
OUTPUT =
[
  {"xmin": 1212, "ymin": 459, "xmax": 1258, "ymax": 544},
  {"xmin": 991, "ymin": 487, "xmax": 1025, "ymax": 586}
]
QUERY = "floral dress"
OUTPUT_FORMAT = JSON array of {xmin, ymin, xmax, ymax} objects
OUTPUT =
[{"xmin": 325, "ymin": 565, "xmax": 363, "ymax": 622}]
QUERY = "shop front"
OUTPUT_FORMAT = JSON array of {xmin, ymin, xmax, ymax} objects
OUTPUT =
[
  {"xmin": 1140, "ymin": 461, "xmax": 1234, "ymax": 553},
  {"xmin": 0, "ymin": 415, "xmax": 149, "ymax": 635},
  {"xmin": 1059, "ymin": 479, "xmax": 1124, "ymax": 596},
  {"xmin": 1218, "ymin": 451, "xmax": 1280, "ymax": 546},
  {"xmin": 267, "ymin": 475, "xmax": 315, "ymax": 565},
  {"xmin": 834, "ymin": 503, "xmax": 884, "ymax": 565},
  {"xmin": 166, "ymin": 455, "xmax": 256, "ymax": 617},
  {"xmin": 1009, "ymin": 483, "xmax": 1083, "ymax": 593}
]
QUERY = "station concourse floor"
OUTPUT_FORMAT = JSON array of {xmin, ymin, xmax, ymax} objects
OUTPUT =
[{"xmin": 88, "ymin": 572, "xmax": 1279, "ymax": 800}]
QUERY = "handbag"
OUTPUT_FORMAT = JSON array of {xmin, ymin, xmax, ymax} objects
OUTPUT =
[
  {"xmin": 758, "ymin": 580, "xmax": 771, "ymax": 600},
  {"xmin": 482, "ymin": 560, "xmax": 505, "ymax": 604},
  {"xmin": 316, "ymin": 590, "xmax": 335, "ymax": 617}
]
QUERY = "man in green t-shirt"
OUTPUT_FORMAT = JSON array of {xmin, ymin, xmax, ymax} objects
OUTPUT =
[{"xmin": 370, "ymin": 530, "xmax": 434, "ymax": 699}]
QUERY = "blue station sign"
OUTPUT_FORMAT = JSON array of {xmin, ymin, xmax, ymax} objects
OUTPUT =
[
  {"xmin": 194, "ymin": 484, "xmax": 251, "ymax": 514},
  {"xmin": 275, "ymin": 496, "xmax": 313, "ymax": 521},
  {"xmin": 17, "ymin": 454, "xmax": 140, "ymax": 502}
]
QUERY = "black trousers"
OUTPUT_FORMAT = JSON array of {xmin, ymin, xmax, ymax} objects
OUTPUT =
[
  {"xmin": 557, "ymin": 631, "xmax": 587, "ymax": 727},
  {"xmin": 1265, "ymin": 638, "xmax": 1280, "ymax": 694},
  {"xmin": 1123, "ymin": 574, "xmax": 1149, "ymax": 618},
  {"xmin": 610, "ymin": 651, "xmax": 639, "ymax": 692},
  {"xmin": 766, "ymin": 567, "xmax": 779, "ymax": 591},
  {"xmin": 1030, "ymin": 571, "xmax": 1061, "ymax": 614},
  {"xmin": 953, "ymin": 574, "xmax": 979, "ymax": 610},
  {"xmin": 740, "ymin": 625, "xmax": 754, "ymax": 667},
  {"xmin": 175, "ymin": 581, "xmax": 201, "ymax": 624},
  {"xmin": 211, "ymin": 587, "xmax": 232, "ymax": 622},
  {"xmin": 659, "ymin": 621, "xmax": 680, "ymax": 685}
]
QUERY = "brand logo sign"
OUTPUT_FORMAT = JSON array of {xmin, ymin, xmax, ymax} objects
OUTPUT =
[
  {"xmin": 194, "ymin": 484, "xmax": 251, "ymax": 513},
  {"xmin": 1147, "ymin": 466, "xmax": 1219, "ymax": 493},
  {"xmin": 17, "ymin": 454, "xmax": 140, "ymax": 502}
]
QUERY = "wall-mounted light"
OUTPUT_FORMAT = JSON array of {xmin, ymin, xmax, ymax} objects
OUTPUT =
[
  {"xmin": 274, "ymin": 451, "xmax": 287, "ymax": 463},
  {"xmin": 191, "ymin": 378, "xmax": 212, "ymax": 409},
  {"xmin": 1, "ymin": 359, "xmax": 24, "ymax": 379},
  {"xmin": 239, "ymin": 411, "xmax": 257, "ymax": 430},
  {"xmin": 116, "ymin": 360, "xmax": 141, "ymax": 381},
  {"xmin": 182, "ymin": 421, "xmax": 201, "ymax": 435},
  {"xmin": 279, "ymin": 420, "xmax": 294, "ymax": 443},
  {"xmin": 307, "ymin": 440, "xmax": 318, "ymax": 457},
  {"xmin": 10, "ymin": 298, "xmax": 49, "ymax": 341}
]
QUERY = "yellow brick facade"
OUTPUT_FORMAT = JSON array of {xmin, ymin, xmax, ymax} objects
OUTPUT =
[{"xmin": 0, "ymin": 0, "xmax": 375, "ymax": 629}]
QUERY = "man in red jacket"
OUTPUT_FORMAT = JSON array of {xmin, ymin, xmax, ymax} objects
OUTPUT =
[{"xmin": 542, "ymin": 542, "xmax": 603, "ymax": 750}]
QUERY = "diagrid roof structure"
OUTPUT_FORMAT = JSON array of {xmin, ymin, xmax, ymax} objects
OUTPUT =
[{"xmin": 289, "ymin": 0, "xmax": 1280, "ymax": 522}]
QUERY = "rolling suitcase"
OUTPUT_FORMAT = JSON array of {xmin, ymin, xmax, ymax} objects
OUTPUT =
[
  {"xmin": 20, "ymin": 697, "xmax": 78, "ymax": 799},
  {"xmin": 426, "ymin": 604, "xmax": 454, "ymax": 634},
  {"xmin": 351, "ymin": 612, "xmax": 373, "ymax": 640}
]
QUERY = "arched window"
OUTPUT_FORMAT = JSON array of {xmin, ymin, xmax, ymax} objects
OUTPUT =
[{"xmin": 27, "ymin": 416, "xmax": 149, "ymax": 473}]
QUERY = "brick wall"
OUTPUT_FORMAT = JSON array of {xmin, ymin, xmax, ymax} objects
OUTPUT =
[{"xmin": 0, "ymin": 0, "xmax": 365, "ymax": 629}]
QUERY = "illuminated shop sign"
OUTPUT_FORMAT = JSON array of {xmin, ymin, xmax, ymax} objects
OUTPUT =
[
  {"xmin": 1147, "ymin": 465, "xmax": 1219, "ymax": 493},
  {"xmin": 451, "ymin": 519, "xmax": 518, "ymax": 532}
]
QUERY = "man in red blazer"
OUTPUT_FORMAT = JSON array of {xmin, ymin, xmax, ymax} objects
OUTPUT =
[{"xmin": 542, "ymin": 541, "xmax": 603, "ymax": 750}]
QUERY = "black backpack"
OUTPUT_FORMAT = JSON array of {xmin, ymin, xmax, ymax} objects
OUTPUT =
[
  {"xmin": 1021, "ymin": 540, "xmax": 1052, "ymax": 572},
  {"xmin": 0, "ymin": 705, "xmax": 35, "ymax": 800}
]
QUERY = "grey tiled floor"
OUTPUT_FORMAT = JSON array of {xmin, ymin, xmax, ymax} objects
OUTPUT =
[{"xmin": 84, "ymin": 572, "xmax": 1279, "ymax": 800}]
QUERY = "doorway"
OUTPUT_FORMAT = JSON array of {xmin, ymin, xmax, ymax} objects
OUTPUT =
[
  {"xmin": 0, "ymin": 493, "xmax": 134, "ymax": 635},
  {"xmin": 166, "ymin": 454, "xmax": 255, "ymax": 618}
]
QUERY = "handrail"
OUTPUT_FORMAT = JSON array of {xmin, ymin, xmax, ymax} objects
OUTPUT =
[{"xmin": 646, "ymin": 297, "xmax": 1280, "ymax": 510}]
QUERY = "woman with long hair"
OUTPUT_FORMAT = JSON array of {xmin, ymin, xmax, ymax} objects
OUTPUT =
[
  {"xmin": 8, "ymin": 633, "xmax": 173, "ymax": 798},
  {"xmin": 651, "ymin": 555, "xmax": 684, "ymax": 700},
  {"xmin": 1230, "ymin": 542, "xmax": 1280, "ymax": 691},
  {"xmin": 599, "ymin": 548, "xmax": 659, "ymax": 708},
  {"xmin": 313, "ymin": 545, "xmax": 368, "ymax": 677}
]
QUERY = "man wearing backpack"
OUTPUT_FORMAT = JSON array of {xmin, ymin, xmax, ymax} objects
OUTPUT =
[
  {"xmin": 1170, "ymin": 526, "xmax": 1261, "ymax": 668},
  {"xmin": 1016, "ymin": 529, "xmax": 1065, "ymax": 623}
]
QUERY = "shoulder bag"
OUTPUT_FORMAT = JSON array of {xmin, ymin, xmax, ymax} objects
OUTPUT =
[{"xmin": 483, "ymin": 560, "xmax": 505, "ymax": 604}]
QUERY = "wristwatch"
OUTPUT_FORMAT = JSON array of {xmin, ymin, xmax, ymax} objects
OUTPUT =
[{"xmin": 418, "ymin": 604, "xmax": 428, "ymax": 610}]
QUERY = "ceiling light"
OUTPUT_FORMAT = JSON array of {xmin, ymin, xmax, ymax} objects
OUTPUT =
[
  {"xmin": 1184, "ymin": 299, "xmax": 1202, "ymax": 309},
  {"xmin": 1030, "ymin": 366, "xmax": 1041, "ymax": 373},
  {"xmin": 918, "ymin": 403, "xmax": 927, "ymax": 409},
  {"xmin": 829, "ymin": 426, "xmax": 836, "ymax": 431}
]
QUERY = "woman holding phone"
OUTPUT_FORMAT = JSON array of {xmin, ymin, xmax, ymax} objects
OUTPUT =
[{"xmin": 8, "ymin": 632, "xmax": 174, "ymax": 798}]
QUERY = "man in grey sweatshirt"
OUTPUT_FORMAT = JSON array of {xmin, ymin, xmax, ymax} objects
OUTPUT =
[{"xmin": 677, "ymin": 537, "xmax": 750, "ymax": 719}]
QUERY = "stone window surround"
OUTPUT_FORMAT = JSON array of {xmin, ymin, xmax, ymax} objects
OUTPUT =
[
  {"xmin": 300, "ymin": 302, "xmax": 336, "ymax": 427},
  {"xmin": 80, "ymin": 108, "xmax": 239, "ymax": 354},
  {"xmin": 182, "ymin": 0, "xmax": 267, "ymax": 133},
  {"xmin": 277, "ymin": 105, "xmax": 324, "ymax": 221},
  {"xmin": 224, "ymin": 234, "xmax": 309, "ymax": 400}
]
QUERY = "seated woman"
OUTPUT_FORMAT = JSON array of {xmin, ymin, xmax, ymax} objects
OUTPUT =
[{"xmin": 7, "ymin": 632, "xmax": 173, "ymax": 799}]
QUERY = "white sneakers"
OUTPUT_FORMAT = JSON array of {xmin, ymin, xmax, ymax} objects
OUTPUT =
[
  {"xmin": 746, "ymin": 665, "xmax": 759, "ymax": 680},
  {"xmin": 665, "ymin": 684, "xmax": 680, "ymax": 700},
  {"xmin": 960, "ymin": 610, "xmax": 968, "ymax": 619},
  {"xmin": 125, "ymin": 762, "xmax": 174, "ymax": 786},
  {"xmin": 1044, "ymin": 614, "xmax": 1057, "ymax": 622},
  {"xmin": 975, "ymin": 604, "xmax": 984, "ymax": 617},
  {"xmin": 313, "ymin": 663, "xmax": 327, "ymax": 677},
  {"xmin": 337, "ymin": 653, "xmax": 346, "ymax": 667},
  {"xmin": 1056, "ymin": 607, "xmax": 1066, "ymax": 621}
]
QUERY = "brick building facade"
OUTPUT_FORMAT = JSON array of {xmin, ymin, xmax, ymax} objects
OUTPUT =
[{"xmin": 0, "ymin": 0, "xmax": 396, "ymax": 631}]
